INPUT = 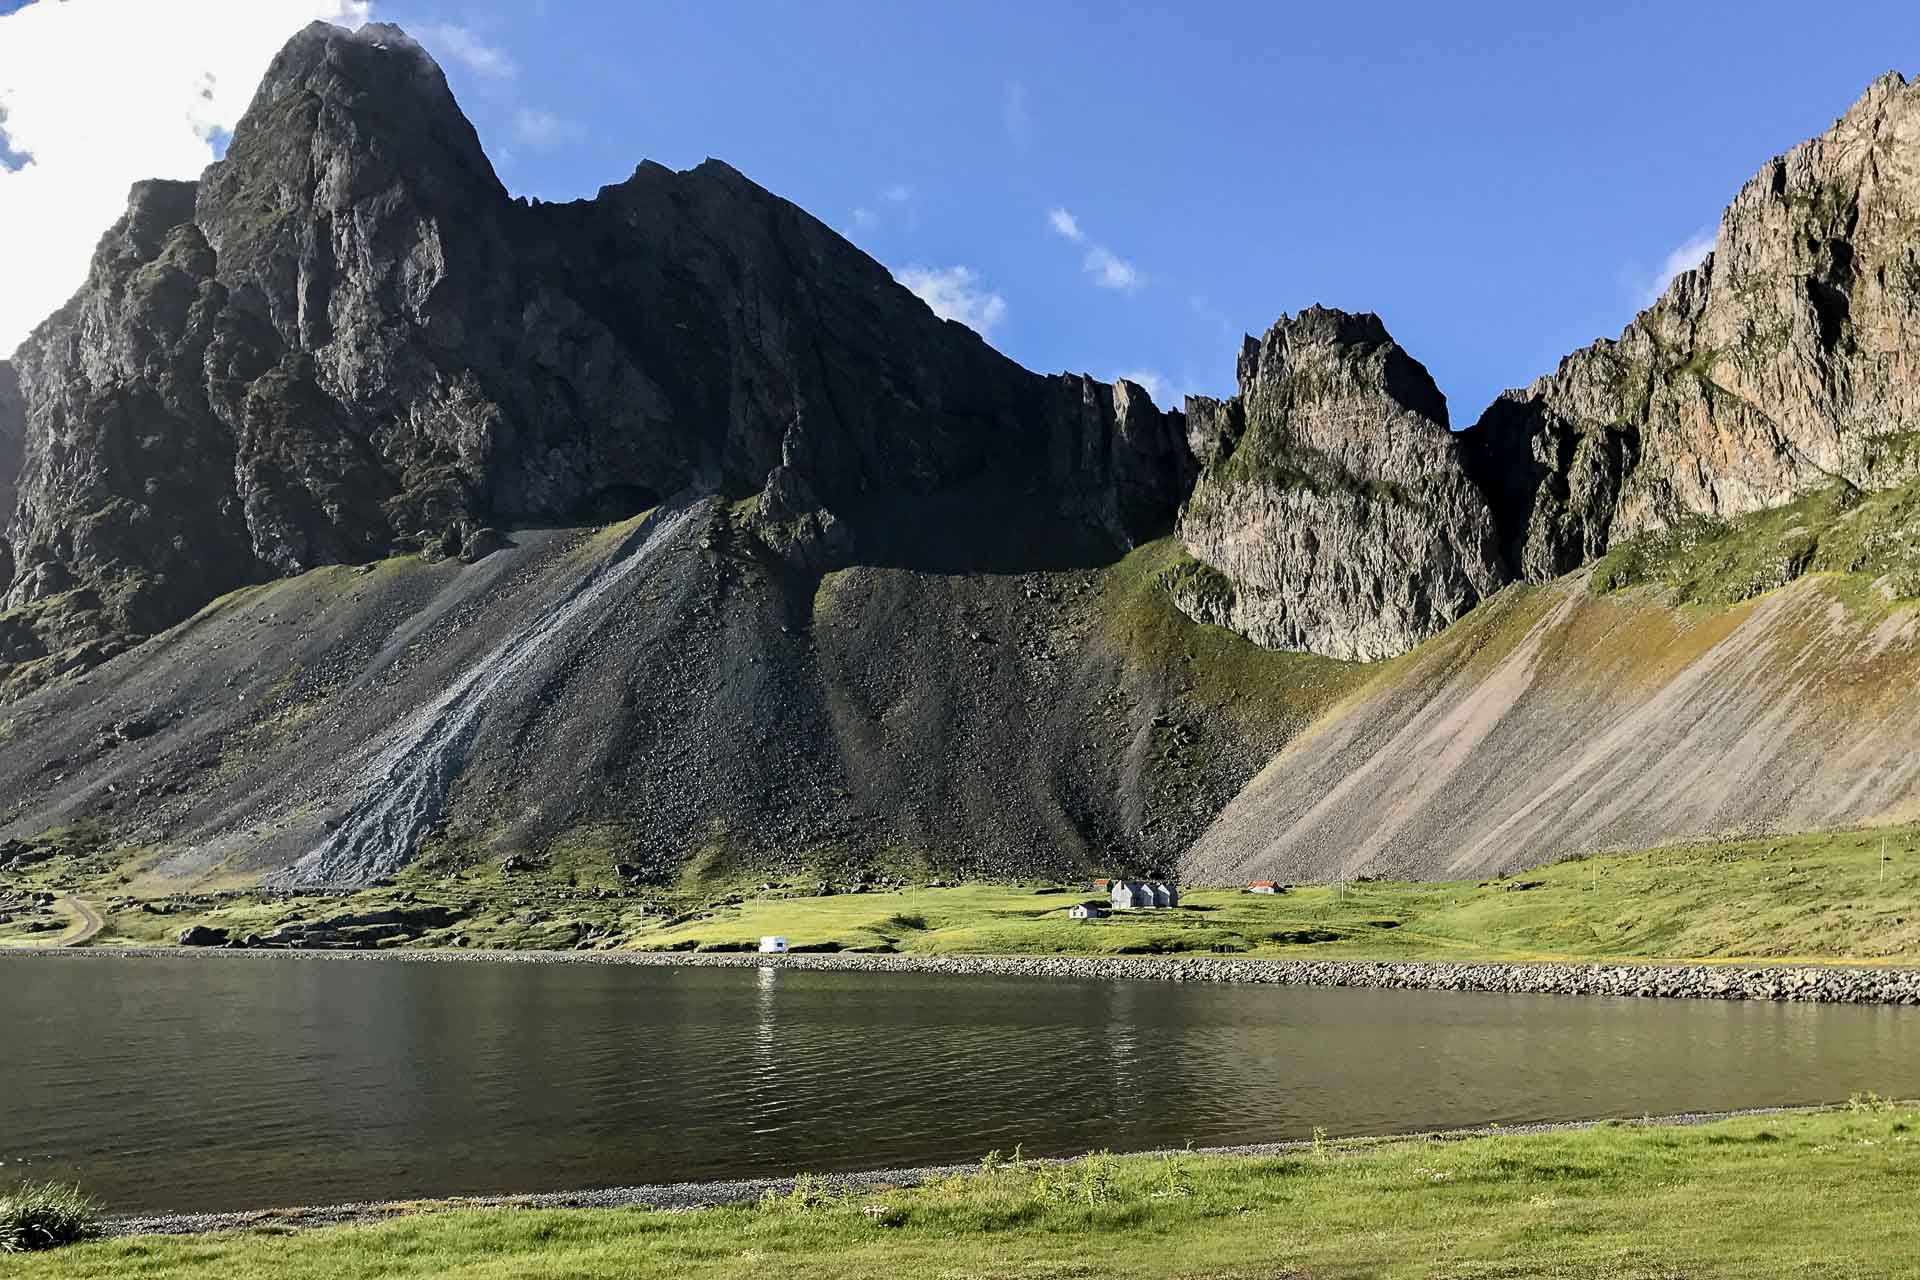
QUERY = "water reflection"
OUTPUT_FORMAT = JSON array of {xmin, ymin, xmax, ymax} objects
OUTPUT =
[{"xmin": 4, "ymin": 957, "xmax": 1918, "ymax": 1213}]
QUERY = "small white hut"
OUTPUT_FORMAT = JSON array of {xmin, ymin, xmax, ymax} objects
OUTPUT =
[
  {"xmin": 1068, "ymin": 901, "xmax": 1109, "ymax": 921},
  {"xmin": 758, "ymin": 935, "xmax": 789, "ymax": 954}
]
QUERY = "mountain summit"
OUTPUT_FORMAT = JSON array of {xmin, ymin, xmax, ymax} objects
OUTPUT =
[{"xmin": 1, "ymin": 21, "xmax": 1193, "ymax": 698}]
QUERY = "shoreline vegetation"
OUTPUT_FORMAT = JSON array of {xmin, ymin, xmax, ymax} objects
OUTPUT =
[
  {"xmin": 3, "ymin": 822, "xmax": 1918, "ymax": 972},
  {"xmin": 13, "ymin": 1103, "xmax": 1918, "ymax": 1277},
  {"xmin": 5, "ymin": 821, "xmax": 1919, "ymax": 1005}
]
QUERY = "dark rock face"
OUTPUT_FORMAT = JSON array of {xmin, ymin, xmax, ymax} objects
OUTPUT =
[
  {"xmin": 0, "ymin": 359, "xmax": 22, "ymax": 593},
  {"xmin": 2, "ymin": 21, "xmax": 1193, "ymax": 694},
  {"xmin": 1172, "ymin": 307, "xmax": 1508, "ymax": 661},
  {"xmin": 1464, "ymin": 72, "xmax": 1920, "ymax": 578}
]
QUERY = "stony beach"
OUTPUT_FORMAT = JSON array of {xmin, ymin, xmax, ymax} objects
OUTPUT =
[{"xmin": 15, "ymin": 944, "xmax": 1920, "ymax": 1004}]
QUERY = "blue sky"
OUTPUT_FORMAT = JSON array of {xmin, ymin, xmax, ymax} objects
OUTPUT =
[{"xmin": 4, "ymin": 1, "xmax": 1918, "ymax": 421}]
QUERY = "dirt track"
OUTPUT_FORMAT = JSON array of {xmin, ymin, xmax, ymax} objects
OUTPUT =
[{"xmin": 53, "ymin": 896, "xmax": 103, "ymax": 946}]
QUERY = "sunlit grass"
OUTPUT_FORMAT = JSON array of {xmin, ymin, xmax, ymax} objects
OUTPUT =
[{"xmin": 17, "ymin": 1107, "xmax": 1919, "ymax": 1278}]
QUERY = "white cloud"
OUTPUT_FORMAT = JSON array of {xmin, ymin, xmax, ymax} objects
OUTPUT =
[
  {"xmin": 513, "ymin": 108, "xmax": 566, "ymax": 146},
  {"xmin": 1003, "ymin": 82, "xmax": 1029, "ymax": 146},
  {"xmin": 416, "ymin": 22, "xmax": 513, "ymax": 79},
  {"xmin": 850, "ymin": 206, "xmax": 878, "ymax": 230},
  {"xmin": 1084, "ymin": 245, "xmax": 1138, "ymax": 290},
  {"xmin": 882, "ymin": 183, "xmax": 912, "ymax": 204},
  {"xmin": 894, "ymin": 264, "xmax": 1007, "ymax": 336},
  {"xmin": 1641, "ymin": 229, "xmax": 1716, "ymax": 306},
  {"xmin": 1047, "ymin": 206, "xmax": 1140, "ymax": 291},
  {"xmin": 0, "ymin": 0, "xmax": 372, "ymax": 356}
]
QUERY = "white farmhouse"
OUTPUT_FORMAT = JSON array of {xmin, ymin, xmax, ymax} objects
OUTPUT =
[
  {"xmin": 1108, "ymin": 880, "xmax": 1179, "ymax": 910},
  {"xmin": 758, "ymin": 935, "xmax": 789, "ymax": 954}
]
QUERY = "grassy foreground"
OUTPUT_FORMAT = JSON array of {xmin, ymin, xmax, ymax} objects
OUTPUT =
[
  {"xmin": 19, "ymin": 1105, "xmax": 1920, "ymax": 1279},
  {"xmin": 6, "ymin": 822, "xmax": 1919, "ymax": 964}
]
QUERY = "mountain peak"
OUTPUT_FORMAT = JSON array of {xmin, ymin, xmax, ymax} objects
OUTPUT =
[{"xmin": 223, "ymin": 20, "xmax": 503, "ymax": 211}]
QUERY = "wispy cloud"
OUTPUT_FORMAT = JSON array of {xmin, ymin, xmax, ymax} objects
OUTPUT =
[
  {"xmin": 1641, "ymin": 229, "xmax": 1716, "ymax": 306},
  {"xmin": 417, "ymin": 22, "xmax": 515, "ymax": 79},
  {"xmin": 513, "ymin": 108, "xmax": 567, "ymax": 147},
  {"xmin": 1003, "ymin": 82, "xmax": 1029, "ymax": 147},
  {"xmin": 1084, "ymin": 245, "xmax": 1137, "ymax": 290},
  {"xmin": 844, "ymin": 184, "xmax": 918, "ymax": 241},
  {"xmin": 895, "ymin": 264, "xmax": 1007, "ymax": 335},
  {"xmin": 1047, "ymin": 206, "xmax": 1140, "ymax": 292}
]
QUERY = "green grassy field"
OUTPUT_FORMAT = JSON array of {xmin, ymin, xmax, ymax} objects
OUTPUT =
[
  {"xmin": 615, "ymin": 821, "xmax": 1920, "ymax": 961},
  {"xmin": 17, "ymin": 1104, "xmax": 1919, "ymax": 1279},
  {"xmin": 6, "ymin": 822, "xmax": 1919, "ymax": 963}
]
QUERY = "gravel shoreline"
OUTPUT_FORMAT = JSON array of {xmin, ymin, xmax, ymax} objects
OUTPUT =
[
  {"xmin": 12, "ymin": 944, "xmax": 1920, "ymax": 1004},
  {"xmin": 106, "ymin": 1107, "xmax": 1825, "ymax": 1238}
]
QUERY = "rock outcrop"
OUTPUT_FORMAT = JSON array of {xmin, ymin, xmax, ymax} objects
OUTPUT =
[
  {"xmin": 1171, "ymin": 307, "xmax": 1508, "ymax": 661},
  {"xmin": 1, "ymin": 21, "xmax": 1193, "ymax": 694},
  {"xmin": 1464, "ymin": 72, "xmax": 1920, "ymax": 579}
]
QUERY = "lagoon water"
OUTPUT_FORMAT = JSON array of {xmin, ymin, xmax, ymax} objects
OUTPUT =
[{"xmin": 7, "ymin": 956, "xmax": 1920, "ymax": 1214}]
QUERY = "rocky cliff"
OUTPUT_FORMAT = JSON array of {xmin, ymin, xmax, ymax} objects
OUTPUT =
[
  {"xmin": 0, "ymin": 21, "xmax": 1193, "ymax": 698},
  {"xmin": 0, "ymin": 360, "xmax": 21, "ymax": 593},
  {"xmin": 1171, "ymin": 308, "xmax": 1507, "ymax": 661},
  {"xmin": 1464, "ymin": 72, "xmax": 1920, "ymax": 579}
]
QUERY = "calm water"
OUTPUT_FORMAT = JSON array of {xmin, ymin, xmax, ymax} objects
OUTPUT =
[{"xmin": 6, "ymin": 957, "xmax": 1920, "ymax": 1214}]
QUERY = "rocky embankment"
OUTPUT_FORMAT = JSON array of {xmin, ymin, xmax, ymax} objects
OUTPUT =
[{"xmin": 22, "ymin": 945, "xmax": 1920, "ymax": 1005}]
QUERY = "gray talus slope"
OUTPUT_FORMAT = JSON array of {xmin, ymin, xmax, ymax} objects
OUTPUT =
[
  {"xmin": 1180, "ymin": 575, "xmax": 1920, "ymax": 887},
  {"xmin": 0, "ymin": 505, "xmax": 1345, "ymax": 888}
]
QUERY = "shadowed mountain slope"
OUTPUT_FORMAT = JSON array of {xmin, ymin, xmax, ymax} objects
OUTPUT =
[{"xmin": 0, "ymin": 502, "xmax": 1360, "ymax": 887}]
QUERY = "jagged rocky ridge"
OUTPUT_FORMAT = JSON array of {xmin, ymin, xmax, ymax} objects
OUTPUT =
[
  {"xmin": 1170, "ymin": 308, "xmax": 1507, "ymax": 661},
  {"xmin": 1169, "ymin": 74, "xmax": 1920, "ymax": 656},
  {"xmin": 0, "ymin": 21, "xmax": 1192, "ymax": 698},
  {"xmin": 1462, "ymin": 71, "xmax": 1920, "ymax": 580}
]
